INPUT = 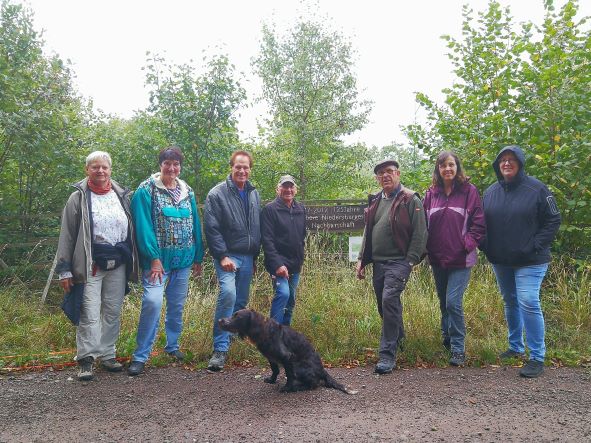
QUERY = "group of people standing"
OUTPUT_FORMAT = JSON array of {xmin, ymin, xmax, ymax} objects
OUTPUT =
[
  {"xmin": 56, "ymin": 143, "xmax": 560, "ymax": 382},
  {"xmin": 357, "ymin": 145, "xmax": 560, "ymax": 378},
  {"xmin": 56, "ymin": 148, "xmax": 305, "ymax": 381}
]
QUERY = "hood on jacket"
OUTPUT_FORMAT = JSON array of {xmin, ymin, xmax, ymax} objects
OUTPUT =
[
  {"xmin": 492, "ymin": 145, "xmax": 526, "ymax": 183},
  {"xmin": 151, "ymin": 172, "xmax": 190, "ymax": 201}
]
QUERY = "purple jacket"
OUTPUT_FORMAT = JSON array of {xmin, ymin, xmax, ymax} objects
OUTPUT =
[{"xmin": 423, "ymin": 182, "xmax": 485, "ymax": 269}]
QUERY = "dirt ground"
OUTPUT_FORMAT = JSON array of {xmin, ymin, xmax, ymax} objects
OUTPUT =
[{"xmin": 1, "ymin": 364, "xmax": 589, "ymax": 442}]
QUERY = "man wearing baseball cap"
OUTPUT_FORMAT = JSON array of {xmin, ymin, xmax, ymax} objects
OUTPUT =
[
  {"xmin": 356, "ymin": 159, "xmax": 427, "ymax": 374},
  {"xmin": 261, "ymin": 174, "xmax": 307, "ymax": 326}
]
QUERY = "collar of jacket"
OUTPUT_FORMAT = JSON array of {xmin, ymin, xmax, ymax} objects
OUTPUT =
[
  {"xmin": 226, "ymin": 174, "xmax": 255, "ymax": 194},
  {"xmin": 150, "ymin": 173, "xmax": 190, "ymax": 200},
  {"xmin": 381, "ymin": 184, "xmax": 402, "ymax": 199},
  {"xmin": 499, "ymin": 169, "xmax": 525, "ymax": 191}
]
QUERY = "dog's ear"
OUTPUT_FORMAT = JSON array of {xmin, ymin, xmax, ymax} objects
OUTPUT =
[{"xmin": 247, "ymin": 310, "xmax": 266, "ymax": 337}]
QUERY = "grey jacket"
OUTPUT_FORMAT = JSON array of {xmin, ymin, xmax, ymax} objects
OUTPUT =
[
  {"xmin": 204, "ymin": 175, "xmax": 261, "ymax": 260},
  {"xmin": 55, "ymin": 178, "xmax": 139, "ymax": 283}
]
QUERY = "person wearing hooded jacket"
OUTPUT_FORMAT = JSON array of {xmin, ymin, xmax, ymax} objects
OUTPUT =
[
  {"xmin": 424, "ymin": 151, "xmax": 486, "ymax": 367},
  {"xmin": 482, "ymin": 145, "xmax": 560, "ymax": 378},
  {"xmin": 56, "ymin": 151, "xmax": 139, "ymax": 381},
  {"xmin": 127, "ymin": 146, "xmax": 204, "ymax": 376}
]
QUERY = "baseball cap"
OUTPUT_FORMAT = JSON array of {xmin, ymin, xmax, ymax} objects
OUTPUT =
[{"xmin": 278, "ymin": 174, "xmax": 296, "ymax": 186}]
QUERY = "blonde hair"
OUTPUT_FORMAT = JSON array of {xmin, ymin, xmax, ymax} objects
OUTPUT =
[{"xmin": 86, "ymin": 151, "xmax": 112, "ymax": 167}]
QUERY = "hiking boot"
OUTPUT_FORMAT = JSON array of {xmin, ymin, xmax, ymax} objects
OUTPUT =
[
  {"xmin": 374, "ymin": 359, "xmax": 395, "ymax": 375},
  {"xmin": 449, "ymin": 352, "xmax": 466, "ymax": 367},
  {"xmin": 127, "ymin": 361, "xmax": 145, "ymax": 376},
  {"xmin": 77, "ymin": 356, "xmax": 94, "ymax": 381},
  {"xmin": 207, "ymin": 351, "xmax": 227, "ymax": 372},
  {"xmin": 166, "ymin": 350, "xmax": 186, "ymax": 362},
  {"xmin": 101, "ymin": 358, "xmax": 123, "ymax": 372},
  {"xmin": 499, "ymin": 349, "xmax": 525, "ymax": 359},
  {"xmin": 519, "ymin": 360, "xmax": 544, "ymax": 378}
]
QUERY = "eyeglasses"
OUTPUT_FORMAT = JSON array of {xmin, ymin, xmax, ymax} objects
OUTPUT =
[
  {"xmin": 376, "ymin": 168, "xmax": 398, "ymax": 177},
  {"xmin": 499, "ymin": 158, "xmax": 517, "ymax": 165}
]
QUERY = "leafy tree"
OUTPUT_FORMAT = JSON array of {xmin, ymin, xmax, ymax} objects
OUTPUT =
[
  {"xmin": 0, "ymin": 1, "xmax": 85, "ymax": 238},
  {"xmin": 404, "ymin": 0, "xmax": 590, "ymax": 253},
  {"xmin": 144, "ymin": 53, "xmax": 246, "ymax": 200},
  {"xmin": 517, "ymin": 0, "xmax": 591, "ymax": 250},
  {"xmin": 83, "ymin": 111, "xmax": 167, "ymax": 190},
  {"xmin": 253, "ymin": 18, "xmax": 372, "ymax": 199}
]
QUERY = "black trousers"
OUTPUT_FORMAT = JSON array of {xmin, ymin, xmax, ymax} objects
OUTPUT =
[{"xmin": 372, "ymin": 260, "xmax": 412, "ymax": 361}]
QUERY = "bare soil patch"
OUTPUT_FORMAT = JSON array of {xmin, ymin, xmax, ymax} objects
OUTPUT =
[{"xmin": 1, "ymin": 365, "xmax": 589, "ymax": 442}]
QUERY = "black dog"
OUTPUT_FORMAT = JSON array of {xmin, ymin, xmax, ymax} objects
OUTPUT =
[{"xmin": 219, "ymin": 309, "xmax": 357, "ymax": 394}]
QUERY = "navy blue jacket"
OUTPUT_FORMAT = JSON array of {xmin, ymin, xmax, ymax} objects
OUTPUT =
[
  {"xmin": 482, "ymin": 145, "xmax": 561, "ymax": 266},
  {"xmin": 261, "ymin": 197, "xmax": 306, "ymax": 275}
]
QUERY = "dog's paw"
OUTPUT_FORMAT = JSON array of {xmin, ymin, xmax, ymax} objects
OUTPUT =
[
  {"xmin": 279, "ymin": 385, "xmax": 295, "ymax": 393},
  {"xmin": 264, "ymin": 377, "xmax": 277, "ymax": 384},
  {"xmin": 346, "ymin": 389, "xmax": 359, "ymax": 395}
]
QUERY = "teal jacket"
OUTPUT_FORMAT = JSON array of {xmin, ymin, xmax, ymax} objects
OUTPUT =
[{"xmin": 131, "ymin": 173, "xmax": 204, "ymax": 272}]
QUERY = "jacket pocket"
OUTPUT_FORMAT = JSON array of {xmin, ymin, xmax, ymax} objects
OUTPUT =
[{"xmin": 162, "ymin": 206, "xmax": 190, "ymax": 218}]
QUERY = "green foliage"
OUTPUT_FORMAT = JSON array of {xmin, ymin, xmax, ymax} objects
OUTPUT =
[
  {"xmin": 83, "ymin": 112, "xmax": 167, "ymax": 190},
  {"xmin": 144, "ymin": 52, "xmax": 247, "ymax": 201},
  {"xmin": 0, "ymin": 1, "xmax": 87, "ymax": 239},
  {"xmin": 404, "ymin": 0, "xmax": 591, "ymax": 254},
  {"xmin": 253, "ymin": 18, "xmax": 373, "ymax": 199},
  {"xmin": 371, "ymin": 143, "xmax": 432, "ymax": 193}
]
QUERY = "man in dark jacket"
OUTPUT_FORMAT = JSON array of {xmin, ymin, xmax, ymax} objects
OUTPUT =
[
  {"xmin": 204, "ymin": 150, "xmax": 261, "ymax": 371},
  {"xmin": 356, "ymin": 159, "xmax": 428, "ymax": 374},
  {"xmin": 482, "ymin": 145, "xmax": 560, "ymax": 378},
  {"xmin": 261, "ymin": 175, "xmax": 306, "ymax": 326}
]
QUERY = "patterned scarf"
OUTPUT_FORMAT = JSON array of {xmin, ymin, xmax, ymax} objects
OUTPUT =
[{"xmin": 87, "ymin": 179, "xmax": 112, "ymax": 195}]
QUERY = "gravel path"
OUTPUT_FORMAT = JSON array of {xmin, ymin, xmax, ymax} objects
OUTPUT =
[{"xmin": 1, "ymin": 365, "xmax": 589, "ymax": 442}]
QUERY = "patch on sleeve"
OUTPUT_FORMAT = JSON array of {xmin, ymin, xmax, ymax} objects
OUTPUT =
[{"xmin": 546, "ymin": 196, "xmax": 559, "ymax": 215}]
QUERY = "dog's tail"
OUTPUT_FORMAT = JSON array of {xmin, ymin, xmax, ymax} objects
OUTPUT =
[{"xmin": 323, "ymin": 371, "xmax": 358, "ymax": 395}]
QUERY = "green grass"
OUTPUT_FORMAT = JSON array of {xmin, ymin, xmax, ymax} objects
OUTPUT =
[{"xmin": 1, "ymin": 240, "xmax": 590, "ymax": 371}]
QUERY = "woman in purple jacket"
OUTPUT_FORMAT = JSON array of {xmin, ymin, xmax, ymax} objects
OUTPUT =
[{"xmin": 423, "ymin": 152, "xmax": 486, "ymax": 366}]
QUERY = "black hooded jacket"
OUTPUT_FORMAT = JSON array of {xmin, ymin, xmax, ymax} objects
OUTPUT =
[{"xmin": 482, "ymin": 145, "xmax": 561, "ymax": 266}]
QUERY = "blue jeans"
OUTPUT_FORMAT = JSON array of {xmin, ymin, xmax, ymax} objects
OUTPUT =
[
  {"xmin": 432, "ymin": 266, "xmax": 472, "ymax": 354},
  {"xmin": 492, "ymin": 263, "xmax": 549, "ymax": 362},
  {"xmin": 132, "ymin": 266, "xmax": 191, "ymax": 363},
  {"xmin": 269, "ymin": 273, "xmax": 300, "ymax": 326},
  {"xmin": 212, "ymin": 255, "xmax": 254, "ymax": 352}
]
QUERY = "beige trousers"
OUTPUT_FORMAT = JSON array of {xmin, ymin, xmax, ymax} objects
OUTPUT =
[{"xmin": 76, "ymin": 265, "xmax": 126, "ymax": 361}]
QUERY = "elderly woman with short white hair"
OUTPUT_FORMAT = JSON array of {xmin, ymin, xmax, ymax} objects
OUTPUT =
[{"xmin": 56, "ymin": 151, "xmax": 138, "ymax": 381}]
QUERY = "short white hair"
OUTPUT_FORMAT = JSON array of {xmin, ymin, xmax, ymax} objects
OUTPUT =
[{"xmin": 85, "ymin": 151, "xmax": 112, "ymax": 167}]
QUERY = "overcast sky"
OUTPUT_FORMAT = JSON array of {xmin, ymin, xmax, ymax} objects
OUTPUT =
[{"xmin": 24, "ymin": 0, "xmax": 590, "ymax": 147}]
